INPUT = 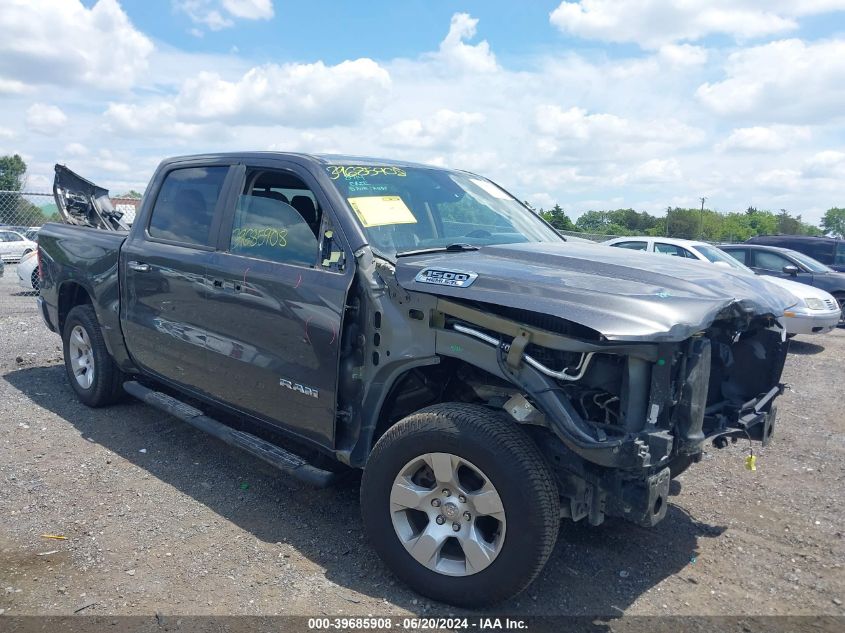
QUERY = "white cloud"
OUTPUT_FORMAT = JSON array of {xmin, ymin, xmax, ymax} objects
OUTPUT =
[
  {"xmin": 0, "ymin": 0, "xmax": 153, "ymax": 91},
  {"xmin": 549, "ymin": 1, "xmax": 845, "ymax": 48},
  {"xmin": 385, "ymin": 110, "xmax": 485, "ymax": 149},
  {"xmin": 697, "ymin": 39, "xmax": 845, "ymax": 122},
  {"xmin": 618, "ymin": 159, "xmax": 683, "ymax": 185},
  {"xmin": 103, "ymin": 102, "xmax": 212, "ymax": 140},
  {"xmin": 221, "ymin": 0, "xmax": 273, "ymax": 20},
  {"xmin": 658, "ymin": 44, "xmax": 708, "ymax": 66},
  {"xmin": 174, "ymin": 0, "xmax": 273, "ymax": 32},
  {"xmin": 63, "ymin": 142, "xmax": 89, "ymax": 157},
  {"xmin": 176, "ymin": 59, "xmax": 390, "ymax": 125},
  {"xmin": 435, "ymin": 13, "xmax": 498, "ymax": 72},
  {"xmin": 104, "ymin": 58, "xmax": 390, "ymax": 138},
  {"xmin": 3, "ymin": 9, "xmax": 845, "ymax": 225},
  {"xmin": 26, "ymin": 103, "xmax": 68, "ymax": 135},
  {"xmin": 0, "ymin": 78, "xmax": 31, "ymax": 94},
  {"xmin": 716, "ymin": 126, "xmax": 811, "ymax": 152},
  {"xmin": 534, "ymin": 105, "xmax": 704, "ymax": 157},
  {"xmin": 803, "ymin": 151, "xmax": 845, "ymax": 179}
]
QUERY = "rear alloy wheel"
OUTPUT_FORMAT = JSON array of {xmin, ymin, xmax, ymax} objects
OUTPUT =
[
  {"xmin": 62, "ymin": 305, "xmax": 124, "ymax": 407},
  {"xmin": 361, "ymin": 403, "xmax": 560, "ymax": 607}
]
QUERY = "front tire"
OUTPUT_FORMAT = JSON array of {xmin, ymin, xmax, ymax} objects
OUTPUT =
[
  {"xmin": 360, "ymin": 403, "xmax": 560, "ymax": 607},
  {"xmin": 62, "ymin": 305, "xmax": 123, "ymax": 407}
]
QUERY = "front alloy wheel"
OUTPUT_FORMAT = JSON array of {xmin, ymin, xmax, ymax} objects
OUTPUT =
[
  {"xmin": 390, "ymin": 452, "xmax": 506, "ymax": 576},
  {"xmin": 361, "ymin": 403, "xmax": 560, "ymax": 607}
]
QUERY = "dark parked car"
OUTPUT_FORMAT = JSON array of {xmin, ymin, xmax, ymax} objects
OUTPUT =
[
  {"xmin": 721, "ymin": 243, "xmax": 845, "ymax": 322},
  {"xmin": 38, "ymin": 156, "xmax": 793, "ymax": 606},
  {"xmin": 746, "ymin": 235, "xmax": 845, "ymax": 272}
]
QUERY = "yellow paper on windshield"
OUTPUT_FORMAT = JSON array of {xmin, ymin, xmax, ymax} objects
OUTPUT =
[{"xmin": 348, "ymin": 196, "xmax": 417, "ymax": 227}]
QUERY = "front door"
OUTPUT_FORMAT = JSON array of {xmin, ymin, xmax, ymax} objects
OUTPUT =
[
  {"xmin": 200, "ymin": 162, "xmax": 352, "ymax": 447},
  {"xmin": 750, "ymin": 249, "xmax": 814, "ymax": 284}
]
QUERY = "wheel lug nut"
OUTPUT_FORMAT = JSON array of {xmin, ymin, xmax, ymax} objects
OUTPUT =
[
  {"xmin": 452, "ymin": 523, "xmax": 461, "ymax": 532},
  {"xmin": 442, "ymin": 489, "xmax": 451, "ymax": 496},
  {"xmin": 431, "ymin": 498, "xmax": 441, "ymax": 507},
  {"xmin": 458, "ymin": 495, "xmax": 466, "ymax": 503},
  {"xmin": 435, "ymin": 515, "xmax": 445, "ymax": 525},
  {"xmin": 463, "ymin": 511, "xmax": 471, "ymax": 521}
]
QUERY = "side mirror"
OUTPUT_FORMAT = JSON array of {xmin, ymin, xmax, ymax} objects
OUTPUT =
[{"xmin": 782, "ymin": 265, "xmax": 799, "ymax": 276}]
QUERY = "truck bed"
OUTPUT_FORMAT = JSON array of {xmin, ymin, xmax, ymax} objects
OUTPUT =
[{"xmin": 37, "ymin": 222, "xmax": 128, "ymax": 362}]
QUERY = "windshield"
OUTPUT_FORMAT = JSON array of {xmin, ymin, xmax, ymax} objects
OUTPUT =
[
  {"xmin": 785, "ymin": 249, "xmax": 832, "ymax": 273},
  {"xmin": 696, "ymin": 244, "xmax": 755, "ymax": 273},
  {"xmin": 325, "ymin": 163, "xmax": 561, "ymax": 259}
]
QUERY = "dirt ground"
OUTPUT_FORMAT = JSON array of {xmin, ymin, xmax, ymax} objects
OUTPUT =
[{"xmin": 1, "ymin": 264, "xmax": 843, "ymax": 618}]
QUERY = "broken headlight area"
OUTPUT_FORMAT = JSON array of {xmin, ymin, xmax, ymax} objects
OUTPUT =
[{"xmin": 438, "ymin": 302, "xmax": 787, "ymax": 528}]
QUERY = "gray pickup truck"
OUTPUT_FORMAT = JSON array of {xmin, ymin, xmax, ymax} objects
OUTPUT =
[{"xmin": 37, "ymin": 154, "xmax": 793, "ymax": 606}]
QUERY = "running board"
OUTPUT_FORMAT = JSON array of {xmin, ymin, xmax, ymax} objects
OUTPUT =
[{"xmin": 122, "ymin": 381, "xmax": 339, "ymax": 488}]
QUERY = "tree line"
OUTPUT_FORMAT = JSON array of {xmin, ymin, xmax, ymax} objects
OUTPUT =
[
  {"xmin": 3, "ymin": 152, "xmax": 845, "ymax": 238},
  {"xmin": 537, "ymin": 203, "xmax": 845, "ymax": 241}
]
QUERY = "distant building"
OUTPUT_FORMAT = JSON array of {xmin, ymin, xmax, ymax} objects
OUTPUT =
[{"xmin": 111, "ymin": 197, "xmax": 141, "ymax": 225}]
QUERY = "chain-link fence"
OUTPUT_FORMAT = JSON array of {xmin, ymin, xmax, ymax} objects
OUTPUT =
[{"xmin": 0, "ymin": 190, "xmax": 57, "ymax": 233}]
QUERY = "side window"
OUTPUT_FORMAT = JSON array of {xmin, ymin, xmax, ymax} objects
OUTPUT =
[
  {"xmin": 654, "ymin": 242, "xmax": 688, "ymax": 257},
  {"xmin": 753, "ymin": 250, "xmax": 793, "ymax": 271},
  {"xmin": 0, "ymin": 232, "xmax": 9, "ymax": 242},
  {"xmin": 149, "ymin": 166, "xmax": 229, "ymax": 246},
  {"xmin": 612, "ymin": 241, "xmax": 648, "ymax": 250},
  {"xmin": 804, "ymin": 241, "xmax": 834, "ymax": 263},
  {"xmin": 724, "ymin": 249, "xmax": 747, "ymax": 264},
  {"xmin": 835, "ymin": 243, "xmax": 845, "ymax": 266},
  {"xmin": 228, "ymin": 170, "xmax": 321, "ymax": 267}
]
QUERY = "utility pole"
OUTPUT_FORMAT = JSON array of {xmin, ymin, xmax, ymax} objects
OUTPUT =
[{"xmin": 699, "ymin": 196, "xmax": 706, "ymax": 240}]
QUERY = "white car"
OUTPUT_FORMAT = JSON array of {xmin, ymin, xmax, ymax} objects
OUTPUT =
[
  {"xmin": 0, "ymin": 229, "xmax": 37, "ymax": 262},
  {"xmin": 604, "ymin": 236, "xmax": 841, "ymax": 336},
  {"xmin": 16, "ymin": 249, "xmax": 39, "ymax": 292}
]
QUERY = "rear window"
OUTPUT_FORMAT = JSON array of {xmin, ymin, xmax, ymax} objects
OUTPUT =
[
  {"xmin": 723, "ymin": 248, "xmax": 748, "ymax": 265},
  {"xmin": 611, "ymin": 241, "xmax": 647, "ymax": 250},
  {"xmin": 148, "ymin": 167, "xmax": 229, "ymax": 246}
]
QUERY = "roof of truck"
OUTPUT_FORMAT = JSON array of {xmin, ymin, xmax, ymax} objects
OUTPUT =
[{"xmin": 161, "ymin": 152, "xmax": 446, "ymax": 171}]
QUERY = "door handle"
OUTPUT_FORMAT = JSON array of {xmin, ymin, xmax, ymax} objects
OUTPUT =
[{"xmin": 128, "ymin": 261, "xmax": 151, "ymax": 272}]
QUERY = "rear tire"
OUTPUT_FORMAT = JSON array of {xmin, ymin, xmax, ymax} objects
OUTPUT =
[
  {"xmin": 30, "ymin": 269, "xmax": 39, "ymax": 292},
  {"xmin": 360, "ymin": 403, "xmax": 560, "ymax": 607},
  {"xmin": 62, "ymin": 305, "xmax": 124, "ymax": 407}
]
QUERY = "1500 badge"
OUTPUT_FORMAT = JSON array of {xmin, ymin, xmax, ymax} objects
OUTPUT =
[{"xmin": 414, "ymin": 268, "xmax": 478, "ymax": 287}]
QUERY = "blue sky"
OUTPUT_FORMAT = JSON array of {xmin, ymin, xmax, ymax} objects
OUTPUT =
[{"xmin": 3, "ymin": 1, "xmax": 845, "ymax": 223}]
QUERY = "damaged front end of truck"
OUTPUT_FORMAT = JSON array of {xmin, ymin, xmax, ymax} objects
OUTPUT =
[{"xmin": 345, "ymin": 242, "xmax": 793, "ymax": 529}]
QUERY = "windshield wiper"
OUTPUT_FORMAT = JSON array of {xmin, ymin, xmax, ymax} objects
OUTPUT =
[{"xmin": 396, "ymin": 243, "xmax": 481, "ymax": 258}]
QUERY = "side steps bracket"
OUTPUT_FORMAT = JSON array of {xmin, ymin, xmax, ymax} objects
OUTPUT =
[{"xmin": 123, "ymin": 381, "xmax": 339, "ymax": 487}]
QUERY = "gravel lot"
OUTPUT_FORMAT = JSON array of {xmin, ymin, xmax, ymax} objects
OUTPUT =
[{"xmin": 1, "ymin": 263, "xmax": 843, "ymax": 617}]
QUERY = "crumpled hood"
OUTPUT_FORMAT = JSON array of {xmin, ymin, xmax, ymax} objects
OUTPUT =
[{"xmin": 394, "ymin": 242, "xmax": 796, "ymax": 341}]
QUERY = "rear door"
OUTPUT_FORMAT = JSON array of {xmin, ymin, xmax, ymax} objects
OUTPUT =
[
  {"xmin": 121, "ymin": 162, "xmax": 235, "ymax": 390},
  {"xmin": 200, "ymin": 160, "xmax": 353, "ymax": 446}
]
